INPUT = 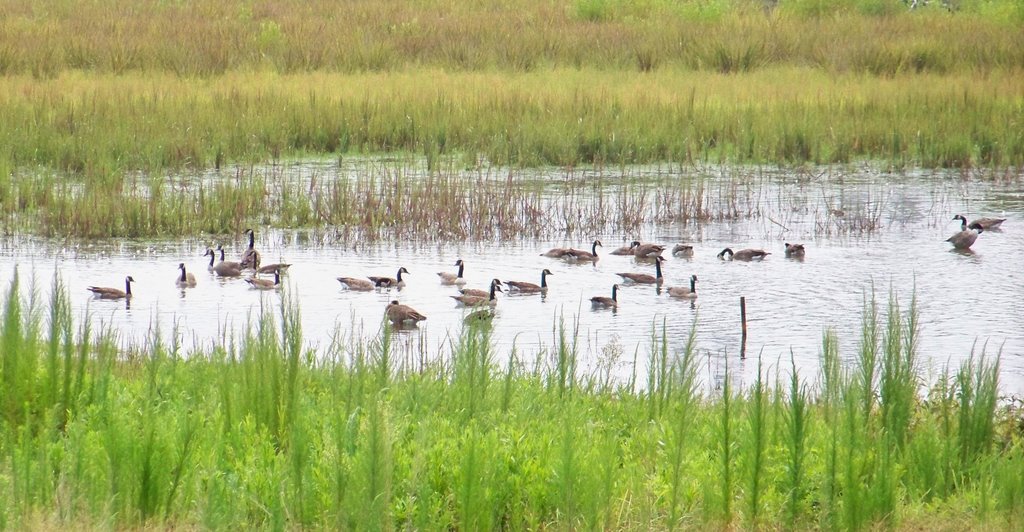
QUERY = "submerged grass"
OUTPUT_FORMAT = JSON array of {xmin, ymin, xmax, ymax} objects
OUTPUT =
[{"xmin": 1, "ymin": 274, "xmax": 1022, "ymax": 529}]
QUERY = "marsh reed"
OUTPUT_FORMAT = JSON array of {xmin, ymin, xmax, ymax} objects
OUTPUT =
[{"xmin": 0, "ymin": 274, "xmax": 1021, "ymax": 529}]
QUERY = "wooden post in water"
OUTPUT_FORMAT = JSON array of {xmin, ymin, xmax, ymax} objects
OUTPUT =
[{"xmin": 740, "ymin": 296, "xmax": 748, "ymax": 359}]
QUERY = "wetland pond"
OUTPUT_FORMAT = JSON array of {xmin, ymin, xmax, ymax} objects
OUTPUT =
[{"xmin": 2, "ymin": 161, "xmax": 1022, "ymax": 394}]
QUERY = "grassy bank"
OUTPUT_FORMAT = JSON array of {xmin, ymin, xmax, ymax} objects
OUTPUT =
[
  {"xmin": 0, "ymin": 273, "xmax": 1021, "ymax": 529},
  {"xmin": 0, "ymin": 0, "xmax": 1021, "ymax": 178},
  {"xmin": 1, "ymin": 68, "xmax": 1022, "ymax": 177},
  {"xmin": 1, "ymin": 0, "xmax": 1021, "ymax": 76}
]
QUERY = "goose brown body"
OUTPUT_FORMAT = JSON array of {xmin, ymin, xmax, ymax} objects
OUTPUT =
[
  {"xmin": 88, "ymin": 276, "xmax": 135, "ymax": 299},
  {"xmin": 208, "ymin": 247, "xmax": 243, "ymax": 277},
  {"xmin": 955, "ymin": 213, "xmax": 1005, "ymax": 231},
  {"xmin": 666, "ymin": 275, "xmax": 698, "ymax": 299},
  {"xmin": 245, "ymin": 269, "xmax": 281, "ymax": 290},
  {"xmin": 386, "ymin": 300, "xmax": 427, "ymax": 325},
  {"xmin": 633, "ymin": 242, "xmax": 665, "ymax": 259},
  {"xmin": 610, "ymin": 241, "xmax": 640, "ymax": 256},
  {"xmin": 258, "ymin": 263, "xmax": 291, "ymax": 275},
  {"xmin": 505, "ymin": 270, "xmax": 552, "ymax": 294},
  {"xmin": 590, "ymin": 284, "xmax": 619, "ymax": 308},
  {"xmin": 460, "ymin": 279, "xmax": 503, "ymax": 298},
  {"xmin": 947, "ymin": 220, "xmax": 983, "ymax": 250},
  {"xmin": 565, "ymin": 240, "xmax": 603, "ymax": 261},
  {"xmin": 369, "ymin": 267, "xmax": 409, "ymax": 288},
  {"xmin": 337, "ymin": 277, "xmax": 375, "ymax": 291},
  {"xmin": 718, "ymin": 248, "xmax": 770, "ymax": 261},
  {"xmin": 452, "ymin": 282, "xmax": 502, "ymax": 307},
  {"xmin": 616, "ymin": 256, "xmax": 665, "ymax": 284},
  {"xmin": 240, "ymin": 228, "xmax": 261, "ymax": 270},
  {"xmin": 672, "ymin": 244, "xmax": 694, "ymax": 258},
  {"xmin": 176, "ymin": 263, "xmax": 197, "ymax": 288},
  {"xmin": 437, "ymin": 259, "xmax": 467, "ymax": 285}
]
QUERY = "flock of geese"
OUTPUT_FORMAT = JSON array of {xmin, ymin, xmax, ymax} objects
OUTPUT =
[
  {"xmin": 85, "ymin": 213, "xmax": 1006, "ymax": 326},
  {"xmin": 86, "ymin": 229, "xmax": 292, "ymax": 299}
]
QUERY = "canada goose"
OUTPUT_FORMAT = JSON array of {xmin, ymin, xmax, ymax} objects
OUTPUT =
[
  {"xmin": 88, "ymin": 276, "xmax": 135, "ymax": 299},
  {"xmin": 565, "ymin": 240, "xmax": 603, "ymax": 261},
  {"xmin": 610, "ymin": 241, "xmax": 640, "ymax": 256},
  {"xmin": 633, "ymin": 242, "xmax": 665, "ymax": 259},
  {"xmin": 947, "ymin": 222, "xmax": 983, "ymax": 250},
  {"xmin": 617, "ymin": 256, "xmax": 665, "ymax": 285},
  {"xmin": 971, "ymin": 217, "xmax": 1006, "ymax": 230},
  {"xmin": 176, "ymin": 263, "xmax": 197, "ymax": 288},
  {"xmin": 437, "ymin": 259, "xmax": 468, "ymax": 285},
  {"xmin": 784, "ymin": 243, "xmax": 805, "ymax": 258},
  {"xmin": 245, "ymin": 269, "xmax": 281, "ymax": 290},
  {"xmin": 505, "ymin": 269, "xmax": 553, "ymax": 294},
  {"xmin": 385, "ymin": 300, "xmax": 427, "ymax": 326},
  {"xmin": 954, "ymin": 214, "xmax": 1005, "ymax": 231},
  {"xmin": 258, "ymin": 263, "xmax": 291, "ymax": 275},
  {"xmin": 718, "ymin": 248, "xmax": 770, "ymax": 261},
  {"xmin": 207, "ymin": 247, "xmax": 243, "ymax": 277},
  {"xmin": 672, "ymin": 244, "xmax": 694, "ymax": 258},
  {"xmin": 540, "ymin": 246, "xmax": 574, "ymax": 258},
  {"xmin": 666, "ymin": 275, "xmax": 698, "ymax": 299},
  {"xmin": 369, "ymin": 267, "xmax": 409, "ymax": 288},
  {"xmin": 240, "ymin": 228, "xmax": 261, "ymax": 270},
  {"xmin": 590, "ymin": 284, "xmax": 619, "ymax": 309},
  {"xmin": 460, "ymin": 279, "xmax": 503, "ymax": 298},
  {"xmin": 451, "ymin": 282, "xmax": 502, "ymax": 307},
  {"xmin": 337, "ymin": 277, "xmax": 376, "ymax": 291}
]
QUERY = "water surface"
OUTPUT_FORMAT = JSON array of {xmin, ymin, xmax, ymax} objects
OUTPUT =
[{"xmin": 2, "ymin": 163, "xmax": 1021, "ymax": 393}]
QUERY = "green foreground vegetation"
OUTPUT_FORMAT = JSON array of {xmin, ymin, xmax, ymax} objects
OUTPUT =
[{"xmin": 1, "ymin": 273, "xmax": 1021, "ymax": 529}]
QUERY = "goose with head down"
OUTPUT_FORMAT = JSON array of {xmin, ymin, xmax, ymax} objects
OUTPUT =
[
  {"xmin": 672, "ymin": 244, "xmax": 694, "ymax": 258},
  {"xmin": 717, "ymin": 248, "xmax": 770, "ymax": 261},
  {"xmin": 617, "ymin": 256, "xmax": 665, "ymax": 285},
  {"xmin": 385, "ymin": 300, "xmax": 427, "ymax": 326}
]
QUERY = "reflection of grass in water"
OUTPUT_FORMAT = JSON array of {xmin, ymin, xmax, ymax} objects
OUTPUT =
[{"xmin": 3, "ymin": 274, "xmax": 1023, "ymax": 528}]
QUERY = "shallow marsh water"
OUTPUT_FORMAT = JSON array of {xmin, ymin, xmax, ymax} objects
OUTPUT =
[{"xmin": 1, "ymin": 162, "xmax": 1022, "ymax": 393}]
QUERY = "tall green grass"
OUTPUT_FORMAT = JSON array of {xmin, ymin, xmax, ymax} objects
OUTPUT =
[
  {"xmin": 0, "ymin": 274, "xmax": 1019, "ymax": 528},
  {"xmin": 0, "ymin": 0, "xmax": 1020, "ymax": 76},
  {"xmin": 1, "ymin": 68, "xmax": 1021, "ymax": 176}
]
